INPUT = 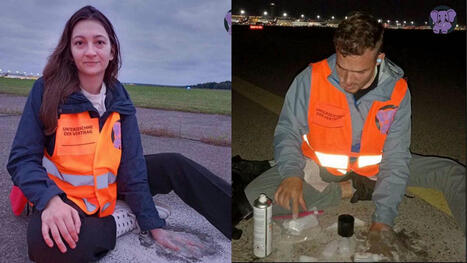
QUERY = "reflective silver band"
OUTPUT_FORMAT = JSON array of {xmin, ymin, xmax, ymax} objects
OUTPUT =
[{"xmin": 42, "ymin": 157, "xmax": 116, "ymax": 189}]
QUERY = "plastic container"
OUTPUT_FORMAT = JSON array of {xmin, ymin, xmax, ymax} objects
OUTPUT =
[
  {"xmin": 338, "ymin": 214, "xmax": 354, "ymax": 237},
  {"xmin": 322, "ymin": 239, "xmax": 339, "ymax": 258}
]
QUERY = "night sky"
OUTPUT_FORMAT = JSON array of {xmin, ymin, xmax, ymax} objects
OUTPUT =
[{"xmin": 233, "ymin": 0, "xmax": 466, "ymax": 25}]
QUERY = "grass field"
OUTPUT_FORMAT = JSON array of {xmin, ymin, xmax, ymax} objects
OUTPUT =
[{"xmin": 0, "ymin": 77, "xmax": 231, "ymax": 115}]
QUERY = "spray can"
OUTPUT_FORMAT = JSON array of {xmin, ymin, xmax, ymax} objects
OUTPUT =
[{"xmin": 253, "ymin": 193, "xmax": 272, "ymax": 258}]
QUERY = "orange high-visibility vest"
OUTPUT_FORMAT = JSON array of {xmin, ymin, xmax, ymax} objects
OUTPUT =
[
  {"xmin": 301, "ymin": 59, "xmax": 407, "ymax": 177},
  {"xmin": 43, "ymin": 111, "xmax": 122, "ymax": 217}
]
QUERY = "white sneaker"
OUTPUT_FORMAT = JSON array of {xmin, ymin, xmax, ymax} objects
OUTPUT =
[
  {"xmin": 112, "ymin": 200, "xmax": 171, "ymax": 238},
  {"xmin": 113, "ymin": 200, "xmax": 137, "ymax": 238}
]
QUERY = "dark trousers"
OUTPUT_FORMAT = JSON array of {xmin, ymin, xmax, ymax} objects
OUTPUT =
[{"xmin": 27, "ymin": 153, "xmax": 231, "ymax": 263}]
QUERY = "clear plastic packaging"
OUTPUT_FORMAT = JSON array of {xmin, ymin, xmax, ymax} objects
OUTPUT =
[
  {"xmin": 281, "ymin": 214, "xmax": 319, "ymax": 234},
  {"xmin": 272, "ymin": 211, "xmax": 322, "ymax": 244},
  {"xmin": 353, "ymin": 252, "xmax": 384, "ymax": 262},
  {"xmin": 321, "ymin": 239, "xmax": 339, "ymax": 258},
  {"xmin": 320, "ymin": 236, "xmax": 357, "ymax": 260},
  {"xmin": 337, "ymin": 237, "xmax": 351, "ymax": 256}
]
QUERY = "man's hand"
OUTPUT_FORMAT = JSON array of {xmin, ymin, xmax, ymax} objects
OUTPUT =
[
  {"xmin": 350, "ymin": 173, "xmax": 376, "ymax": 203},
  {"xmin": 274, "ymin": 177, "xmax": 307, "ymax": 218},
  {"xmin": 366, "ymin": 222, "xmax": 410, "ymax": 260},
  {"xmin": 369, "ymin": 222, "xmax": 392, "ymax": 232},
  {"xmin": 41, "ymin": 195, "xmax": 81, "ymax": 253},
  {"xmin": 150, "ymin": 228, "xmax": 206, "ymax": 258}
]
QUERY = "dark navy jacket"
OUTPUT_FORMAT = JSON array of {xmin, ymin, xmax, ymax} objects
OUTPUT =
[{"xmin": 7, "ymin": 77, "xmax": 165, "ymax": 231}]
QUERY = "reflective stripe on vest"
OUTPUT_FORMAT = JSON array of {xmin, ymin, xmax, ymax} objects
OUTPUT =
[
  {"xmin": 314, "ymin": 150, "xmax": 382, "ymax": 169},
  {"xmin": 358, "ymin": 155, "xmax": 383, "ymax": 168},
  {"xmin": 315, "ymin": 152, "xmax": 349, "ymax": 169},
  {"xmin": 43, "ymin": 156, "xmax": 117, "ymax": 189},
  {"xmin": 83, "ymin": 198, "xmax": 97, "ymax": 213},
  {"xmin": 303, "ymin": 134, "xmax": 382, "ymax": 172},
  {"xmin": 102, "ymin": 202, "xmax": 111, "ymax": 211}
]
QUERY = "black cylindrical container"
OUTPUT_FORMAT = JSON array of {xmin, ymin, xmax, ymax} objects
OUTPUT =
[{"xmin": 338, "ymin": 214, "xmax": 354, "ymax": 237}]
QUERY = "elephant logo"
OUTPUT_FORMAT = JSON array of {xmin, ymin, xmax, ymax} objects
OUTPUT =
[{"xmin": 430, "ymin": 6, "xmax": 456, "ymax": 34}]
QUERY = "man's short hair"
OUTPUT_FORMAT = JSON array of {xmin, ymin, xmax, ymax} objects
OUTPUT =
[{"xmin": 333, "ymin": 12, "xmax": 384, "ymax": 57}]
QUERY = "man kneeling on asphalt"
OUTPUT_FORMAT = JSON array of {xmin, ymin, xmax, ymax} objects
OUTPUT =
[{"xmin": 244, "ymin": 12, "xmax": 465, "ymax": 235}]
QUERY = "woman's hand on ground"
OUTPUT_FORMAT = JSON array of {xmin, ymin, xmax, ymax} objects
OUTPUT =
[
  {"xmin": 274, "ymin": 176, "xmax": 307, "ymax": 219},
  {"xmin": 41, "ymin": 195, "xmax": 81, "ymax": 253},
  {"xmin": 150, "ymin": 228, "xmax": 205, "ymax": 257}
]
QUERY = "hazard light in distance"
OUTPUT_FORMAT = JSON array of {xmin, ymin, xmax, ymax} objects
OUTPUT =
[{"xmin": 250, "ymin": 25, "xmax": 263, "ymax": 30}]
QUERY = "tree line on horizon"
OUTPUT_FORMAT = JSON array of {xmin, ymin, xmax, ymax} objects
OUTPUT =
[
  {"xmin": 191, "ymin": 81, "xmax": 231, "ymax": 90},
  {"xmin": 127, "ymin": 81, "xmax": 231, "ymax": 90}
]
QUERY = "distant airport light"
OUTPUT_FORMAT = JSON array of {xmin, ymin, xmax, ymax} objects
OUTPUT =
[
  {"xmin": 378, "ymin": 19, "xmax": 381, "ymax": 23},
  {"xmin": 425, "ymin": 21, "xmax": 428, "ymax": 25},
  {"xmin": 331, "ymin": 16, "xmax": 334, "ymax": 20},
  {"xmin": 387, "ymin": 20, "xmax": 390, "ymax": 23},
  {"xmin": 270, "ymin": 2, "xmax": 275, "ymax": 6},
  {"xmin": 395, "ymin": 20, "xmax": 398, "ymax": 23},
  {"xmin": 36, "ymin": 73, "xmax": 40, "ymax": 76},
  {"xmin": 240, "ymin": 10, "xmax": 245, "ymax": 15},
  {"xmin": 263, "ymin": 11, "xmax": 268, "ymax": 15},
  {"xmin": 345, "ymin": 16, "xmax": 348, "ymax": 20},
  {"xmin": 250, "ymin": 25, "xmax": 263, "ymax": 30},
  {"xmin": 301, "ymin": 14, "xmax": 304, "ymax": 18},
  {"xmin": 283, "ymin": 12, "xmax": 287, "ymax": 17},
  {"xmin": 410, "ymin": 21, "xmax": 414, "ymax": 25},
  {"xmin": 456, "ymin": 24, "xmax": 459, "ymax": 28},
  {"xmin": 403, "ymin": 21, "xmax": 406, "ymax": 24},
  {"xmin": 317, "ymin": 15, "xmax": 320, "ymax": 19}
]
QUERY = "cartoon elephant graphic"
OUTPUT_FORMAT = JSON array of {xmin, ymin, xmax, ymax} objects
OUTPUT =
[{"xmin": 431, "ymin": 9, "xmax": 456, "ymax": 34}]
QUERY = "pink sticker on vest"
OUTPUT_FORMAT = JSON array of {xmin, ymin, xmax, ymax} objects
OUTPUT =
[
  {"xmin": 375, "ymin": 105, "xmax": 398, "ymax": 134},
  {"xmin": 112, "ymin": 121, "xmax": 121, "ymax": 149}
]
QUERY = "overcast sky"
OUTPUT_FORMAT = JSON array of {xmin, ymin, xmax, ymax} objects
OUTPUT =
[{"xmin": 0, "ymin": 0, "xmax": 231, "ymax": 85}]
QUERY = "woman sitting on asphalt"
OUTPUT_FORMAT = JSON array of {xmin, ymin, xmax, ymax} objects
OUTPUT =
[{"xmin": 7, "ymin": 5, "xmax": 230, "ymax": 262}]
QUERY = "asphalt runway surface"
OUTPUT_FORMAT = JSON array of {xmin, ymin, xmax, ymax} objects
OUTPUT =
[
  {"xmin": 232, "ymin": 25, "xmax": 466, "ymax": 261},
  {"xmin": 0, "ymin": 99, "xmax": 231, "ymax": 262}
]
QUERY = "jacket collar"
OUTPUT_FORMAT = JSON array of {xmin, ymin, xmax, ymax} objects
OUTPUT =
[{"xmin": 59, "ymin": 81, "xmax": 136, "ymax": 116}]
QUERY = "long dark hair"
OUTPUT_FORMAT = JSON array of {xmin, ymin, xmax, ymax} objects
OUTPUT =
[{"xmin": 40, "ymin": 5, "xmax": 121, "ymax": 135}]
